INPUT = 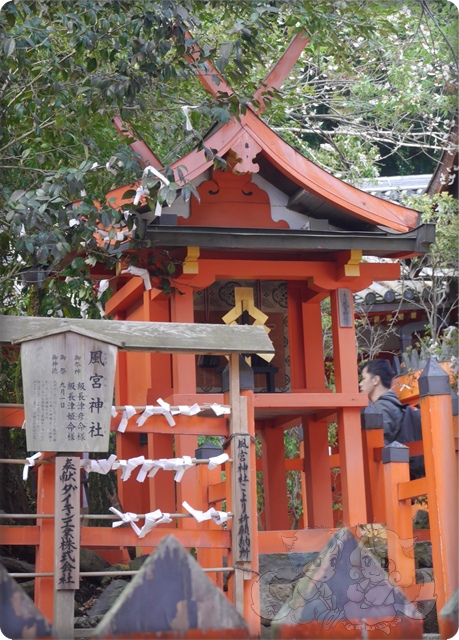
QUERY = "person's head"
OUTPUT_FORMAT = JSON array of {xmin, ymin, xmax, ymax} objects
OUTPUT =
[{"xmin": 359, "ymin": 359, "xmax": 394, "ymax": 402}]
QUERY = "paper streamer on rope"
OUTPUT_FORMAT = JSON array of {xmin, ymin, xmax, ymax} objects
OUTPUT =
[
  {"xmin": 97, "ymin": 279, "xmax": 110, "ymax": 298},
  {"xmin": 23, "ymin": 452, "xmax": 42, "ymax": 480},
  {"xmin": 119, "ymin": 455, "xmax": 145, "ymax": 481},
  {"xmin": 156, "ymin": 398, "xmax": 175, "ymax": 426},
  {"xmin": 111, "ymin": 406, "xmax": 118, "ymax": 418},
  {"xmin": 205, "ymin": 403, "xmax": 231, "ymax": 416},
  {"xmin": 117, "ymin": 405, "xmax": 137, "ymax": 432},
  {"xmin": 106, "ymin": 156, "xmax": 117, "ymax": 175},
  {"xmin": 136, "ymin": 460, "xmax": 157, "ymax": 482},
  {"xmin": 208, "ymin": 452, "xmax": 229, "ymax": 470},
  {"xmin": 120, "ymin": 266, "xmax": 152, "ymax": 291},
  {"xmin": 136, "ymin": 405, "xmax": 155, "ymax": 427},
  {"xmin": 80, "ymin": 454, "xmax": 118, "ymax": 475},
  {"xmin": 143, "ymin": 165, "xmax": 170, "ymax": 186},
  {"xmin": 182, "ymin": 501, "xmax": 228, "ymax": 526},
  {"xmin": 96, "ymin": 302, "xmax": 105, "ymax": 317},
  {"xmin": 138, "ymin": 510, "xmax": 173, "ymax": 538},
  {"xmin": 181, "ymin": 105, "xmax": 198, "ymax": 131},
  {"xmin": 133, "ymin": 185, "xmax": 149, "ymax": 206},
  {"xmin": 177, "ymin": 403, "xmax": 201, "ymax": 416},
  {"xmin": 151, "ymin": 456, "xmax": 194, "ymax": 482},
  {"xmin": 109, "ymin": 507, "xmax": 141, "ymax": 536}
]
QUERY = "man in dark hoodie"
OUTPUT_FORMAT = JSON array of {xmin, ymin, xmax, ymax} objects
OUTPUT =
[
  {"xmin": 360, "ymin": 359, "xmax": 424, "ymax": 479},
  {"xmin": 359, "ymin": 359, "xmax": 404, "ymax": 445}
]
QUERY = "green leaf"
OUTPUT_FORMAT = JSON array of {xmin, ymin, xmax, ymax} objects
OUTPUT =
[
  {"xmin": 4, "ymin": 38, "xmax": 16, "ymax": 57},
  {"xmin": 86, "ymin": 57, "xmax": 97, "ymax": 72}
]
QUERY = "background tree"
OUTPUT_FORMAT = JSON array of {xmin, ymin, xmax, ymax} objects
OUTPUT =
[
  {"xmin": 260, "ymin": 0, "xmax": 458, "ymax": 181},
  {"xmin": 401, "ymin": 192, "xmax": 458, "ymax": 345},
  {"xmin": 1, "ymin": 0, "xmax": 457, "ymax": 320}
]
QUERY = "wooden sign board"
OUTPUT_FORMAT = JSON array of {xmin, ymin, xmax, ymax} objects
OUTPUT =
[
  {"xmin": 234, "ymin": 434, "xmax": 251, "ymax": 562},
  {"xmin": 337, "ymin": 288, "xmax": 353, "ymax": 328},
  {"xmin": 54, "ymin": 456, "xmax": 80, "ymax": 590},
  {"xmin": 21, "ymin": 331, "xmax": 116, "ymax": 452}
]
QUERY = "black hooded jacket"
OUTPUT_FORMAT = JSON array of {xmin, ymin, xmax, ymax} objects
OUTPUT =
[{"xmin": 365, "ymin": 390, "xmax": 404, "ymax": 445}]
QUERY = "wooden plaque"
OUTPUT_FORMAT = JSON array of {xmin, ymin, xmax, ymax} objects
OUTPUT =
[
  {"xmin": 54, "ymin": 456, "xmax": 80, "ymax": 589},
  {"xmin": 21, "ymin": 331, "xmax": 116, "ymax": 452},
  {"xmin": 337, "ymin": 288, "xmax": 353, "ymax": 328},
  {"xmin": 234, "ymin": 434, "xmax": 252, "ymax": 562}
]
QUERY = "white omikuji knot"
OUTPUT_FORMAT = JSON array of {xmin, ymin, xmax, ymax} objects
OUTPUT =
[
  {"xmin": 133, "ymin": 185, "xmax": 149, "ymax": 206},
  {"xmin": 120, "ymin": 266, "xmax": 152, "ymax": 291},
  {"xmin": 208, "ymin": 452, "xmax": 229, "ymax": 470},
  {"xmin": 117, "ymin": 405, "xmax": 137, "ymax": 433},
  {"xmin": 80, "ymin": 454, "xmax": 117, "ymax": 475},
  {"xmin": 138, "ymin": 510, "xmax": 173, "ymax": 538},
  {"xmin": 119, "ymin": 456, "xmax": 145, "ymax": 481},
  {"xmin": 109, "ymin": 507, "xmax": 141, "ymax": 536},
  {"xmin": 182, "ymin": 501, "xmax": 228, "ymax": 526},
  {"xmin": 23, "ymin": 452, "xmax": 42, "ymax": 481}
]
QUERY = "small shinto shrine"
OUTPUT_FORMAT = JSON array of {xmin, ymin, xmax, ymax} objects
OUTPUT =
[{"xmin": 0, "ymin": 31, "xmax": 457, "ymax": 640}]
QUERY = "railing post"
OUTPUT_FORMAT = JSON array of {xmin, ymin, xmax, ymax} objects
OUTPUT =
[
  {"xmin": 418, "ymin": 358, "xmax": 458, "ymax": 612},
  {"xmin": 361, "ymin": 412, "xmax": 385, "ymax": 523},
  {"xmin": 382, "ymin": 442, "xmax": 416, "ymax": 589}
]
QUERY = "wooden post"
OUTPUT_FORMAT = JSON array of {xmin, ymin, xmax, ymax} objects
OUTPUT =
[
  {"xmin": 361, "ymin": 412, "xmax": 385, "ymax": 523},
  {"xmin": 302, "ymin": 416, "xmax": 334, "ymax": 527},
  {"xmin": 382, "ymin": 442, "xmax": 416, "ymax": 589},
  {"xmin": 261, "ymin": 422, "xmax": 289, "ymax": 530},
  {"xmin": 196, "ymin": 461, "xmax": 224, "ymax": 588},
  {"xmin": 35, "ymin": 460, "xmax": 55, "ymax": 622},
  {"xmin": 242, "ymin": 391, "xmax": 260, "ymax": 638},
  {"xmin": 418, "ymin": 358, "xmax": 458, "ymax": 612},
  {"xmin": 227, "ymin": 352, "xmax": 248, "ymax": 619},
  {"xmin": 330, "ymin": 288, "xmax": 367, "ymax": 526},
  {"xmin": 53, "ymin": 455, "xmax": 80, "ymax": 639},
  {"xmin": 170, "ymin": 288, "xmax": 199, "ymax": 531},
  {"xmin": 298, "ymin": 435, "xmax": 308, "ymax": 527}
]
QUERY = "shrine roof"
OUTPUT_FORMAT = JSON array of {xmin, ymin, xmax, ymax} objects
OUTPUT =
[
  {"xmin": 107, "ymin": 108, "xmax": 422, "ymax": 236},
  {"xmin": 105, "ymin": 31, "xmax": 430, "ymax": 251},
  {"xmin": 144, "ymin": 221, "xmax": 434, "ymax": 259}
]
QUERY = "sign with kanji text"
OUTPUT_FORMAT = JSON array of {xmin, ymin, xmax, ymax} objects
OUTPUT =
[
  {"xmin": 54, "ymin": 455, "xmax": 80, "ymax": 589},
  {"xmin": 21, "ymin": 330, "xmax": 116, "ymax": 452}
]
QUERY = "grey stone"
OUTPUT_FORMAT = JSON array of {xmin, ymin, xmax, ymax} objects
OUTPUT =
[
  {"xmin": 0, "ymin": 556, "xmax": 35, "ymax": 574},
  {"xmin": 128, "ymin": 554, "xmax": 149, "ymax": 572},
  {"xmin": 415, "ymin": 541, "xmax": 433, "ymax": 569},
  {"xmin": 413, "ymin": 509, "xmax": 430, "ymax": 529},
  {"xmin": 259, "ymin": 552, "xmax": 318, "ymax": 584},
  {"xmin": 87, "ymin": 579, "xmax": 128, "ymax": 617},
  {"xmin": 101, "ymin": 564, "xmax": 130, "ymax": 587},
  {"xmin": 75, "ymin": 614, "xmax": 104, "ymax": 628},
  {"xmin": 422, "ymin": 602, "xmax": 439, "ymax": 634},
  {"xmin": 80, "ymin": 548, "xmax": 111, "ymax": 573}
]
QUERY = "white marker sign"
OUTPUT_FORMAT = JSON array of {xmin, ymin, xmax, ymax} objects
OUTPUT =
[{"xmin": 21, "ymin": 331, "xmax": 116, "ymax": 452}]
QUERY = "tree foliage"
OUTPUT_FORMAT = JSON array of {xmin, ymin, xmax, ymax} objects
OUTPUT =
[
  {"xmin": 401, "ymin": 192, "xmax": 459, "ymax": 340},
  {"xmin": 0, "ymin": 0, "xmax": 457, "ymax": 318},
  {"xmin": 261, "ymin": 0, "xmax": 458, "ymax": 181},
  {"xmin": 0, "ymin": 0, "xmax": 277, "ymax": 315}
]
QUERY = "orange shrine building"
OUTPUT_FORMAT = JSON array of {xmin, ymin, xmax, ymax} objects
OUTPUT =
[
  {"xmin": 84, "ymin": 31, "xmax": 448, "ymax": 631},
  {"xmin": 101, "ymin": 31, "xmax": 432, "ymax": 535}
]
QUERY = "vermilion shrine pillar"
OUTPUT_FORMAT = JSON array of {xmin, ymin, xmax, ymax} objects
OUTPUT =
[
  {"xmin": 300, "ymin": 294, "xmax": 334, "ymax": 528},
  {"xmin": 330, "ymin": 287, "xmax": 367, "ymax": 525}
]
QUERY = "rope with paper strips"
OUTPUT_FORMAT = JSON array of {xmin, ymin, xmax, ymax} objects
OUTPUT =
[
  {"xmin": 80, "ymin": 452, "xmax": 229, "ymax": 483},
  {"xmin": 115, "ymin": 399, "xmax": 230, "ymax": 432}
]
